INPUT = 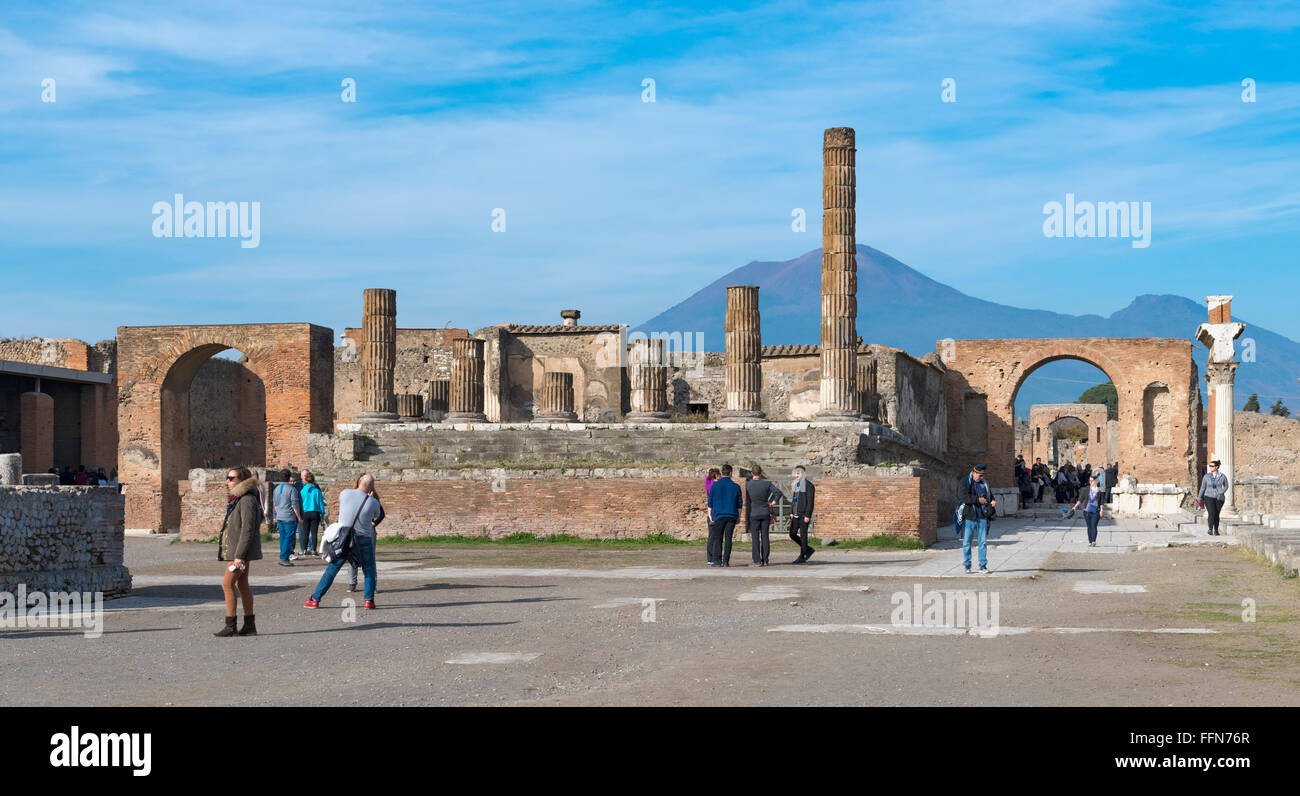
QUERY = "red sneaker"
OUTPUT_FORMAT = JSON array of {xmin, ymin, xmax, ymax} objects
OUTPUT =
[
  {"xmin": 303, "ymin": 598, "xmax": 319, "ymax": 608},
  {"xmin": 363, "ymin": 600, "xmax": 375, "ymax": 610}
]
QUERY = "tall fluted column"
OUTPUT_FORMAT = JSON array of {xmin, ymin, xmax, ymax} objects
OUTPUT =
[
  {"xmin": 427, "ymin": 379, "xmax": 450, "ymax": 420},
  {"xmin": 534, "ymin": 372, "xmax": 578, "ymax": 423},
  {"xmin": 356, "ymin": 288, "xmax": 398, "ymax": 423},
  {"xmin": 396, "ymin": 394, "xmax": 424, "ymax": 419},
  {"xmin": 817, "ymin": 127, "xmax": 861, "ymax": 420},
  {"xmin": 722, "ymin": 285, "xmax": 764, "ymax": 420},
  {"xmin": 627, "ymin": 337, "xmax": 670, "ymax": 422},
  {"xmin": 445, "ymin": 338, "xmax": 487, "ymax": 422}
]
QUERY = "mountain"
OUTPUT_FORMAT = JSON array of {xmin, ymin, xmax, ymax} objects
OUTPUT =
[{"xmin": 634, "ymin": 245, "xmax": 1300, "ymax": 413}]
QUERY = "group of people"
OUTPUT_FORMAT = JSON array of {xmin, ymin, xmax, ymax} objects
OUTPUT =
[
  {"xmin": 213, "ymin": 467, "xmax": 386, "ymax": 637},
  {"xmin": 47, "ymin": 464, "xmax": 117, "ymax": 487},
  {"xmin": 1014, "ymin": 455, "xmax": 1117, "ymax": 506},
  {"xmin": 703, "ymin": 464, "xmax": 816, "ymax": 567}
]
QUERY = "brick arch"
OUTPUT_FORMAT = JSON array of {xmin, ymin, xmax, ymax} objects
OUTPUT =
[
  {"xmin": 117, "ymin": 324, "xmax": 334, "ymax": 532},
  {"xmin": 1029, "ymin": 403, "xmax": 1111, "ymax": 467},
  {"xmin": 940, "ymin": 337, "xmax": 1199, "ymax": 489}
]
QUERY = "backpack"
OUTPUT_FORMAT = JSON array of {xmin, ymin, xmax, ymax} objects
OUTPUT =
[{"xmin": 321, "ymin": 496, "xmax": 367, "ymax": 564}]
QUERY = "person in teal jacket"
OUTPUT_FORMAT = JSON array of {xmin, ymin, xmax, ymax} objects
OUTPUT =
[{"xmin": 298, "ymin": 470, "xmax": 326, "ymax": 558}]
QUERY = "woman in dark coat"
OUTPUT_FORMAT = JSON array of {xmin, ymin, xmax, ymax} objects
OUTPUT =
[{"xmin": 216, "ymin": 467, "xmax": 264, "ymax": 636}]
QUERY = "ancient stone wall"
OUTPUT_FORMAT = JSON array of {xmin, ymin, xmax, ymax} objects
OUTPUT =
[
  {"xmin": 188, "ymin": 357, "xmax": 267, "ymax": 469},
  {"xmin": 482, "ymin": 325, "xmax": 626, "ymax": 423},
  {"xmin": 0, "ymin": 486, "xmax": 131, "ymax": 597},
  {"xmin": 1029, "ymin": 404, "xmax": 1110, "ymax": 466},
  {"xmin": 1234, "ymin": 411, "xmax": 1300, "ymax": 481},
  {"xmin": 179, "ymin": 469, "xmax": 937, "ymax": 543},
  {"xmin": 334, "ymin": 328, "xmax": 466, "ymax": 424}
]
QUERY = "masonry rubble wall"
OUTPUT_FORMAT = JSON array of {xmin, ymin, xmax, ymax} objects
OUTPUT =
[{"xmin": 0, "ymin": 486, "xmax": 131, "ymax": 597}]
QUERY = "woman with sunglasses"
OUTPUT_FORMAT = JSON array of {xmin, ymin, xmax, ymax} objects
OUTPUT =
[{"xmin": 215, "ymin": 466, "xmax": 264, "ymax": 636}]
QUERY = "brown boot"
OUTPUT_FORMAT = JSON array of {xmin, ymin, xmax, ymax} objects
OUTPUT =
[
  {"xmin": 214, "ymin": 616, "xmax": 237, "ymax": 637},
  {"xmin": 238, "ymin": 614, "xmax": 257, "ymax": 636}
]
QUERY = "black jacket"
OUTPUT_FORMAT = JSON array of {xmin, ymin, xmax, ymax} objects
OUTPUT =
[{"xmin": 792, "ymin": 480, "xmax": 815, "ymax": 518}]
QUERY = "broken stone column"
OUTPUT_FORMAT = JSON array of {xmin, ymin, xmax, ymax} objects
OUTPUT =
[
  {"xmin": 534, "ymin": 372, "xmax": 578, "ymax": 423},
  {"xmin": 858, "ymin": 356, "xmax": 879, "ymax": 423},
  {"xmin": 427, "ymin": 379, "xmax": 450, "ymax": 420},
  {"xmin": 445, "ymin": 338, "xmax": 487, "ymax": 422},
  {"xmin": 722, "ymin": 285, "xmax": 764, "ymax": 420},
  {"xmin": 817, "ymin": 127, "xmax": 861, "ymax": 420},
  {"xmin": 627, "ymin": 337, "xmax": 670, "ymax": 422},
  {"xmin": 561, "ymin": 309, "xmax": 581, "ymax": 327},
  {"xmin": 396, "ymin": 394, "xmax": 424, "ymax": 420},
  {"xmin": 1196, "ymin": 295, "xmax": 1245, "ymax": 510},
  {"xmin": 0, "ymin": 453, "xmax": 20, "ymax": 485},
  {"xmin": 356, "ymin": 288, "xmax": 399, "ymax": 423}
]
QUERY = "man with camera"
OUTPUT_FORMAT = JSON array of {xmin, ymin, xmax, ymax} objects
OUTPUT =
[{"xmin": 960, "ymin": 464, "xmax": 997, "ymax": 574}]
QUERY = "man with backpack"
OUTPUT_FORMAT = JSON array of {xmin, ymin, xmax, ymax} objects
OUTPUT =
[{"xmin": 959, "ymin": 464, "xmax": 997, "ymax": 574}]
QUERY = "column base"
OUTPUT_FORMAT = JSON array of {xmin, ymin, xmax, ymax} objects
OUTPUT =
[
  {"xmin": 354, "ymin": 412, "xmax": 399, "ymax": 424},
  {"xmin": 443, "ymin": 412, "xmax": 487, "ymax": 423},
  {"xmin": 814, "ymin": 410, "xmax": 862, "ymax": 422},
  {"xmin": 532, "ymin": 412, "xmax": 578, "ymax": 423},
  {"xmin": 626, "ymin": 411, "xmax": 671, "ymax": 423},
  {"xmin": 719, "ymin": 410, "xmax": 765, "ymax": 422}
]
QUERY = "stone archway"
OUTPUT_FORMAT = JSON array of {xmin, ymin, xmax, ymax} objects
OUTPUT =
[
  {"xmin": 939, "ymin": 337, "xmax": 1200, "ymax": 489},
  {"xmin": 117, "ymin": 324, "xmax": 334, "ymax": 532},
  {"xmin": 1030, "ymin": 403, "xmax": 1110, "ymax": 466}
]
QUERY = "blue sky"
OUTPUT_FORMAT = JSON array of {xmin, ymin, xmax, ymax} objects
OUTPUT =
[{"xmin": 1, "ymin": 0, "xmax": 1297, "ymax": 348}]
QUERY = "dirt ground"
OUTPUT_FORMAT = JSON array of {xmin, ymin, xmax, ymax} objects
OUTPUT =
[{"xmin": 1, "ymin": 537, "xmax": 1297, "ymax": 706}]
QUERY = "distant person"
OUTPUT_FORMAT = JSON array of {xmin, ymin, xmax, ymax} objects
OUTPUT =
[
  {"xmin": 1071, "ymin": 473, "xmax": 1105, "ymax": 547},
  {"xmin": 271, "ymin": 468, "xmax": 303, "ymax": 566},
  {"xmin": 74, "ymin": 465, "xmax": 88, "ymax": 486},
  {"xmin": 215, "ymin": 467, "xmax": 262, "ymax": 636},
  {"xmin": 787, "ymin": 465, "xmax": 816, "ymax": 564},
  {"xmin": 60, "ymin": 466, "xmax": 74, "ymax": 485},
  {"xmin": 306, "ymin": 473, "xmax": 384, "ymax": 609},
  {"xmin": 703, "ymin": 467, "xmax": 721, "ymax": 560},
  {"xmin": 1198, "ymin": 460, "xmax": 1229, "ymax": 536},
  {"xmin": 706, "ymin": 464, "xmax": 742, "ymax": 567},
  {"xmin": 960, "ymin": 464, "xmax": 997, "ymax": 574},
  {"xmin": 1106, "ymin": 463, "xmax": 1118, "ymax": 503},
  {"xmin": 299, "ymin": 470, "xmax": 325, "ymax": 558},
  {"xmin": 745, "ymin": 465, "xmax": 781, "ymax": 567}
]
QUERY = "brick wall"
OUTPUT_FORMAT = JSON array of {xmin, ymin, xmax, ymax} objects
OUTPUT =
[
  {"xmin": 178, "ymin": 470, "xmax": 938, "ymax": 543},
  {"xmin": 1235, "ymin": 411, "xmax": 1300, "ymax": 482}
]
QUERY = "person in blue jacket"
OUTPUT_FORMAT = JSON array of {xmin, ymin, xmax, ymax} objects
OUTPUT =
[{"xmin": 706, "ymin": 464, "xmax": 743, "ymax": 567}]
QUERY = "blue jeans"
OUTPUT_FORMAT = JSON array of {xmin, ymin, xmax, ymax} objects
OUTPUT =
[
  {"xmin": 962, "ymin": 517, "xmax": 988, "ymax": 570},
  {"xmin": 313, "ymin": 535, "xmax": 377, "ymax": 602},
  {"xmin": 1084, "ymin": 510, "xmax": 1100, "ymax": 543},
  {"xmin": 277, "ymin": 520, "xmax": 299, "ymax": 561}
]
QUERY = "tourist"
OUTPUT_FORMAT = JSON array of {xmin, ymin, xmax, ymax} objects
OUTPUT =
[
  {"xmin": 1093, "ymin": 462, "xmax": 1107, "ymax": 500},
  {"xmin": 271, "ymin": 468, "xmax": 303, "ymax": 566},
  {"xmin": 299, "ymin": 470, "xmax": 325, "ymax": 558},
  {"xmin": 704, "ymin": 467, "xmax": 721, "ymax": 563},
  {"xmin": 706, "ymin": 464, "xmax": 742, "ymax": 567},
  {"xmin": 1198, "ymin": 460, "xmax": 1229, "ymax": 536},
  {"xmin": 787, "ymin": 465, "xmax": 816, "ymax": 564},
  {"xmin": 1032, "ymin": 459, "xmax": 1048, "ymax": 503},
  {"xmin": 74, "ymin": 465, "xmax": 88, "ymax": 485},
  {"xmin": 60, "ymin": 466, "xmax": 74, "ymax": 485},
  {"xmin": 1071, "ymin": 473, "xmax": 1105, "ymax": 547},
  {"xmin": 745, "ymin": 464, "xmax": 781, "ymax": 567},
  {"xmin": 960, "ymin": 464, "xmax": 997, "ymax": 574},
  {"xmin": 215, "ymin": 466, "xmax": 262, "ymax": 636},
  {"xmin": 1106, "ymin": 463, "xmax": 1118, "ymax": 503},
  {"xmin": 305, "ymin": 473, "xmax": 384, "ymax": 609}
]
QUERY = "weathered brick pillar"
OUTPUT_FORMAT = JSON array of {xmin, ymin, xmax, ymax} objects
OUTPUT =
[
  {"xmin": 534, "ymin": 372, "xmax": 578, "ymax": 422},
  {"xmin": 427, "ymin": 379, "xmax": 450, "ymax": 420},
  {"xmin": 818, "ymin": 127, "xmax": 861, "ymax": 420},
  {"xmin": 396, "ymin": 394, "xmax": 424, "ymax": 419},
  {"xmin": 356, "ymin": 288, "xmax": 399, "ymax": 423},
  {"xmin": 445, "ymin": 338, "xmax": 487, "ymax": 422},
  {"xmin": 20, "ymin": 391, "xmax": 54, "ymax": 474},
  {"xmin": 722, "ymin": 285, "xmax": 764, "ymax": 420},
  {"xmin": 627, "ymin": 337, "xmax": 670, "ymax": 422}
]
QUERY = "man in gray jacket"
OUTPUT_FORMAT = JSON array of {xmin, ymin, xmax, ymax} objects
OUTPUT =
[
  {"xmin": 1198, "ymin": 460, "xmax": 1229, "ymax": 535},
  {"xmin": 745, "ymin": 465, "xmax": 782, "ymax": 566}
]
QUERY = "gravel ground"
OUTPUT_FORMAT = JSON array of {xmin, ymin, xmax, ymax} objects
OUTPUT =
[{"xmin": 1, "ymin": 536, "xmax": 1297, "ymax": 706}]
